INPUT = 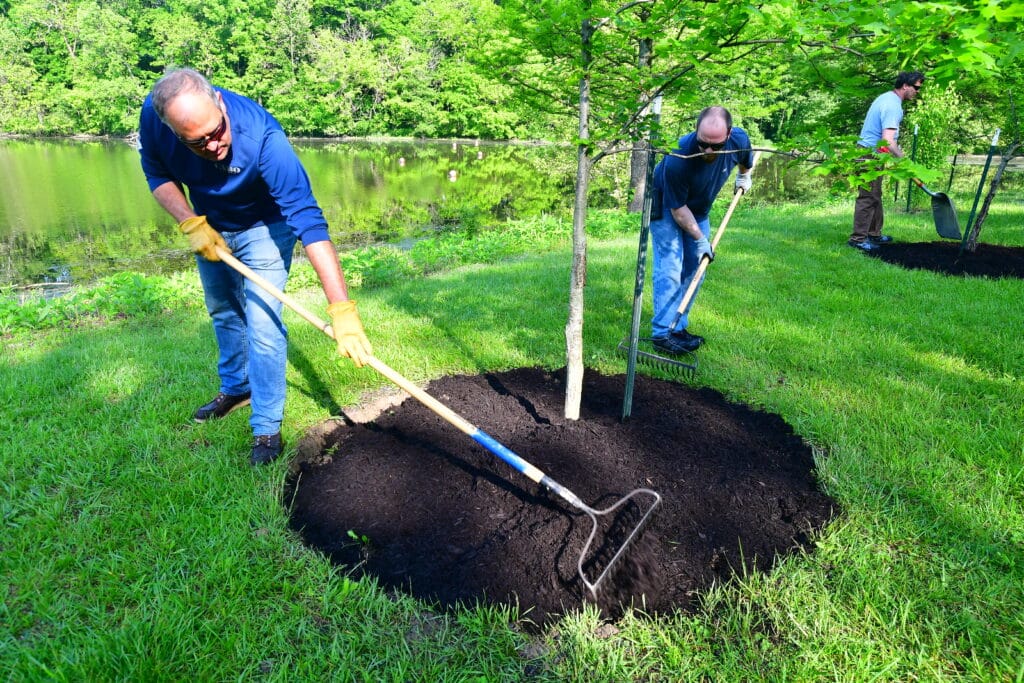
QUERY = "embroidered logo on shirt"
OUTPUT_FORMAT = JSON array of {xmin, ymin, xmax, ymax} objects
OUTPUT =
[{"xmin": 214, "ymin": 163, "xmax": 242, "ymax": 175}]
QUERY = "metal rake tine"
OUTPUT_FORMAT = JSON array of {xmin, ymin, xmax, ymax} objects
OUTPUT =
[
  {"xmin": 577, "ymin": 487, "xmax": 662, "ymax": 599},
  {"xmin": 616, "ymin": 339, "xmax": 698, "ymax": 376}
]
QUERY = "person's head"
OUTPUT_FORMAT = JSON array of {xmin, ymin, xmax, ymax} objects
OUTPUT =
[
  {"xmin": 151, "ymin": 68, "xmax": 231, "ymax": 161},
  {"xmin": 694, "ymin": 106, "xmax": 732, "ymax": 161},
  {"xmin": 894, "ymin": 71, "xmax": 925, "ymax": 101}
]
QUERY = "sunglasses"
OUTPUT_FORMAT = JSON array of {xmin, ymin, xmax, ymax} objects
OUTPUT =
[
  {"xmin": 909, "ymin": 83, "xmax": 922, "ymax": 91},
  {"xmin": 178, "ymin": 114, "xmax": 227, "ymax": 150},
  {"xmin": 696, "ymin": 137, "xmax": 727, "ymax": 152}
]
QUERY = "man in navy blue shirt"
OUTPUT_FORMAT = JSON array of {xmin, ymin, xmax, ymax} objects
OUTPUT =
[
  {"xmin": 139, "ymin": 68, "xmax": 371, "ymax": 465},
  {"xmin": 649, "ymin": 106, "xmax": 754, "ymax": 355}
]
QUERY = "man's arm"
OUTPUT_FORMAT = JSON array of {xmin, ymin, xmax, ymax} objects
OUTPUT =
[
  {"xmin": 881, "ymin": 128, "xmax": 904, "ymax": 157},
  {"xmin": 304, "ymin": 240, "xmax": 351, "ymax": 304},
  {"xmin": 670, "ymin": 205, "xmax": 705, "ymax": 241},
  {"xmin": 310, "ymin": 239, "xmax": 372, "ymax": 367},
  {"xmin": 152, "ymin": 181, "xmax": 196, "ymax": 223}
]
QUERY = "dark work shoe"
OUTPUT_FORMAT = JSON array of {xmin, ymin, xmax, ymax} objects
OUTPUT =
[
  {"xmin": 847, "ymin": 239, "xmax": 878, "ymax": 252},
  {"xmin": 870, "ymin": 235, "xmax": 894, "ymax": 244},
  {"xmin": 251, "ymin": 433, "xmax": 283, "ymax": 466},
  {"xmin": 671, "ymin": 328, "xmax": 704, "ymax": 348},
  {"xmin": 193, "ymin": 392, "xmax": 251, "ymax": 423},
  {"xmin": 652, "ymin": 334, "xmax": 700, "ymax": 355}
]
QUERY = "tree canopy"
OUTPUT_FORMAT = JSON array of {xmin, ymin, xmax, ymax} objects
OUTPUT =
[{"xmin": 0, "ymin": 0, "xmax": 1019, "ymax": 145}]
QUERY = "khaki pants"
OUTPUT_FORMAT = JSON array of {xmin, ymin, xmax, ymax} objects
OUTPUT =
[{"xmin": 851, "ymin": 173, "xmax": 884, "ymax": 242}]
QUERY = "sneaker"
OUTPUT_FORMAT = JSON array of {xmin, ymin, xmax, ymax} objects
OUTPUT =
[
  {"xmin": 869, "ymin": 235, "xmax": 894, "ymax": 244},
  {"xmin": 671, "ymin": 328, "xmax": 704, "ymax": 348},
  {"xmin": 652, "ymin": 334, "xmax": 700, "ymax": 355},
  {"xmin": 847, "ymin": 239, "xmax": 878, "ymax": 252},
  {"xmin": 193, "ymin": 392, "xmax": 251, "ymax": 423},
  {"xmin": 251, "ymin": 433, "xmax": 283, "ymax": 466}
]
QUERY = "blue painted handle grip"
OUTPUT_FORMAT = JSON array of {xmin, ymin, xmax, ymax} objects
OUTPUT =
[{"xmin": 471, "ymin": 430, "xmax": 542, "ymax": 482}]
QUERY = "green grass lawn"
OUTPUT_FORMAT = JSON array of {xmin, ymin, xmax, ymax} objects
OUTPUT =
[{"xmin": 3, "ymin": 195, "xmax": 1023, "ymax": 681}]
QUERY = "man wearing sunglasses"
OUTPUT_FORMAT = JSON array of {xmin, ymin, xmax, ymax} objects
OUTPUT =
[
  {"xmin": 138, "ymin": 68, "xmax": 371, "ymax": 466},
  {"xmin": 648, "ymin": 106, "xmax": 754, "ymax": 356},
  {"xmin": 849, "ymin": 70, "xmax": 925, "ymax": 252}
]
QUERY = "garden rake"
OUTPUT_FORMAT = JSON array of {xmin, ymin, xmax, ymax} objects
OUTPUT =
[
  {"xmin": 214, "ymin": 246, "xmax": 662, "ymax": 599},
  {"xmin": 619, "ymin": 152, "xmax": 758, "ymax": 388}
]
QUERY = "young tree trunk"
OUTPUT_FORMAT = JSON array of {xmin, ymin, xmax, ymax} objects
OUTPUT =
[
  {"xmin": 627, "ymin": 35, "xmax": 654, "ymax": 214},
  {"xmin": 564, "ymin": 14, "xmax": 594, "ymax": 421},
  {"xmin": 966, "ymin": 142, "xmax": 1021, "ymax": 251}
]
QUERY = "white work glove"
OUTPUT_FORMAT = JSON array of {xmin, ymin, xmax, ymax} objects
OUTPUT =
[
  {"xmin": 735, "ymin": 171, "xmax": 752, "ymax": 193},
  {"xmin": 695, "ymin": 237, "xmax": 714, "ymax": 263}
]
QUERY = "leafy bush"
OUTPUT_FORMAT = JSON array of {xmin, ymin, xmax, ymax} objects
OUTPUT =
[{"xmin": 0, "ymin": 272, "xmax": 200, "ymax": 335}]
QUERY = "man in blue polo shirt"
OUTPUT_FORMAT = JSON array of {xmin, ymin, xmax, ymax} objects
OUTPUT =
[
  {"xmin": 138, "ymin": 68, "xmax": 371, "ymax": 466},
  {"xmin": 649, "ymin": 106, "xmax": 754, "ymax": 356}
]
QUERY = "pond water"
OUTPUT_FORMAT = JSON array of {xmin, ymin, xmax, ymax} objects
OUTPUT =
[{"xmin": 0, "ymin": 138, "xmax": 606, "ymax": 289}]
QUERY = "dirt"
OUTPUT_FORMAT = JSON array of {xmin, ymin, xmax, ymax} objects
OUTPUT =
[
  {"xmin": 285, "ymin": 367, "xmax": 838, "ymax": 627},
  {"xmin": 868, "ymin": 240, "xmax": 1024, "ymax": 278}
]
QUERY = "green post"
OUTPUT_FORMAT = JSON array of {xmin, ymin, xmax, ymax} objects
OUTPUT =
[
  {"xmin": 959, "ymin": 128, "xmax": 1001, "ymax": 256},
  {"xmin": 905, "ymin": 124, "xmax": 919, "ymax": 212}
]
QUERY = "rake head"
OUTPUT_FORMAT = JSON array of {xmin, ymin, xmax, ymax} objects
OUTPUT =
[
  {"xmin": 617, "ymin": 337, "xmax": 697, "ymax": 376},
  {"xmin": 577, "ymin": 487, "xmax": 662, "ymax": 599}
]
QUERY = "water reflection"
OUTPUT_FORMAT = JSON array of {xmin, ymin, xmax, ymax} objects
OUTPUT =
[{"xmin": 0, "ymin": 138, "xmax": 581, "ymax": 288}]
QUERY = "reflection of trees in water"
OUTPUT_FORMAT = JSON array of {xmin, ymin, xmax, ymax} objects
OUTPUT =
[
  {"xmin": 0, "ymin": 232, "xmax": 59, "ymax": 286},
  {"xmin": 298, "ymin": 141, "xmax": 598, "ymax": 247},
  {"xmin": 1, "ymin": 220, "xmax": 193, "ymax": 288}
]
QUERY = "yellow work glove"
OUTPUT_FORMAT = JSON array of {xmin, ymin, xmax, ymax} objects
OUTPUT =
[
  {"xmin": 178, "ymin": 216, "xmax": 229, "ymax": 261},
  {"xmin": 326, "ymin": 300, "xmax": 372, "ymax": 368}
]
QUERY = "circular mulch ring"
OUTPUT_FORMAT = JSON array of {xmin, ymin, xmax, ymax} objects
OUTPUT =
[
  {"xmin": 868, "ymin": 241, "xmax": 1024, "ymax": 278},
  {"xmin": 285, "ymin": 368, "xmax": 837, "ymax": 627}
]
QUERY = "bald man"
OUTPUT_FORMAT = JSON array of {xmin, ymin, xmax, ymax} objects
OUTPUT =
[
  {"xmin": 648, "ymin": 106, "xmax": 754, "ymax": 356},
  {"xmin": 138, "ymin": 68, "xmax": 371, "ymax": 465}
]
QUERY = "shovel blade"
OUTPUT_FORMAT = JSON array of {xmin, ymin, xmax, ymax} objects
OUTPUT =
[{"xmin": 931, "ymin": 193, "xmax": 962, "ymax": 240}]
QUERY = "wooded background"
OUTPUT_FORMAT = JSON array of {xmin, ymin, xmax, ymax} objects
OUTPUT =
[{"xmin": 0, "ymin": 0, "xmax": 1020, "ymax": 156}]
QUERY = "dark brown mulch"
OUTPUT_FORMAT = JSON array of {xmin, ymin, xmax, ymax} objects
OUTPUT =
[
  {"xmin": 284, "ymin": 367, "xmax": 837, "ymax": 627},
  {"xmin": 868, "ymin": 241, "xmax": 1024, "ymax": 278}
]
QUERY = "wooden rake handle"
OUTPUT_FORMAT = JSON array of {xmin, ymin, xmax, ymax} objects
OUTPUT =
[
  {"xmin": 677, "ymin": 152, "xmax": 759, "ymax": 313},
  {"xmin": 213, "ymin": 246, "xmax": 483, "ymax": 443}
]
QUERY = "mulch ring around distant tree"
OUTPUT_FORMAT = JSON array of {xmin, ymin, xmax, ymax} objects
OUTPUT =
[
  {"xmin": 285, "ymin": 367, "xmax": 838, "ymax": 628},
  {"xmin": 868, "ymin": 241, "xmax": 1024, "ymax": 278}
]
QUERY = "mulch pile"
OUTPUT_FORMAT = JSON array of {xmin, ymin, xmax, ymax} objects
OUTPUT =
[
  {"xmin": 285, "ymin": 367, "xmax": 837, "ymax": 626},
  {"xmin": 868, "ymin": 241, "xmax": 1024, "ymax": 278}
]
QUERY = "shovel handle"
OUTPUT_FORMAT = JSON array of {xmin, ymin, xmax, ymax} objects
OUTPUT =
[{"xmin": 909, "ymin": 177, "xmax": 939, "ymax": 198}]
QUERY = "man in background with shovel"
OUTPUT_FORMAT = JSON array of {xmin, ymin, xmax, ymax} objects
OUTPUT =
[
  {"xmin": 137, "ymin": 68, "xmax": 372, "ymax": 466},
  {"xmin": 649, "ymin": 106, "xmax": 754, "ymax": 355},
  {"xmin": 849, "ymin": 70, "xmax": 925, "ymax": 252}
]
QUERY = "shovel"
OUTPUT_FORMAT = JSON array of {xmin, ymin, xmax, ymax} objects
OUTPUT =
[
  {"xmin": 910, "ymin": 178, "xmax": 961, "ymax": 240},
  {"xmin": 213, "ymin": 245, "xmax": 661, "ymax": 598}
]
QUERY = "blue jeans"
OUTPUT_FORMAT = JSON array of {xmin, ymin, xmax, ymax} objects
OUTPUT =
[
  {"xmin": 195, "ymin": 221, "xmax": 296, "ymax": 437},
  {"xmin": 650, "ymin": 212, "xmax": 710, "ymax": 338}
]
